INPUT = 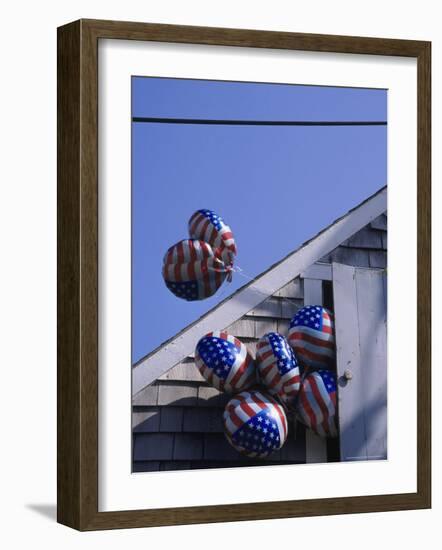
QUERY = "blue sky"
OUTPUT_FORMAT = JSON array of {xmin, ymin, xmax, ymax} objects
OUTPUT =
[{"xmin": 132, "ymin": 77, "xmax": 387, "ymax": 364}]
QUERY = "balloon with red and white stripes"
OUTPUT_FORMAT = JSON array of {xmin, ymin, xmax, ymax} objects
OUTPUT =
[
  {"xmin": 255, "ymin": 332, "xmax": 301, "ymax": 405},
  {"xmin": 188, "ymin": 209, "xmax": 237, "ymax": 268},
  {"xmin": 223, "ymin": 390, "xmax": 288, "ymax": 458},
  {"xmin": 288, "ymin": 305, "xmax": 335, "ymax": 370},
  {"xmin": 162, "ymin": 239, "xmax": 231, "ymax": 301},
  {"xmin": 296, "ymin": 369, "xmax": 338, "ymax": 438},
  {"xmin": 195, "ymin": 331, "xmax": 256, "ymax": 393}
]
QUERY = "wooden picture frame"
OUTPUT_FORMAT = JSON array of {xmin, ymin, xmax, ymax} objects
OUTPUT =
[{"xmin": 57, "ymin": 19, "xmax": 431, "ymax": 531}]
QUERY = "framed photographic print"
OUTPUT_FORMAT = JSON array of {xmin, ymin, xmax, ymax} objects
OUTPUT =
[{"xmin": 57, "ymin": 19, "xmax": 431, "ymax": 530}]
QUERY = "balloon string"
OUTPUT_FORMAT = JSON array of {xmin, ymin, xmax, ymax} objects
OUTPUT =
[
  {"xmin": 212, "ymin": 264, "xmax": 307, "ymax": 312},
  {"xmin": 210, "ymin": 275, "xmax": 234, "ymax": 302},
  {"xmin": 231, "ymin": 266, "xmax": 278, "ymax": 301}
]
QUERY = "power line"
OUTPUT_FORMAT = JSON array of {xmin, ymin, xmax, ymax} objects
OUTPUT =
[{"xmin": 132, "ymin": 117, "xmax": 387, "ymax": 126}]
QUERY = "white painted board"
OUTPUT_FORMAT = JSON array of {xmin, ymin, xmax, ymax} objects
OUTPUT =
[
  {"xmin": 332, "ymin": 263, "xmax": 387, "ymax": 461},
  {"xmin": 303, "ymin": 278, "xmax": 328, "ymax": 464}
]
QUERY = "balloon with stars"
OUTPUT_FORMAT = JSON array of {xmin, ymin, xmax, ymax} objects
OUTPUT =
[
  {"xmin": 296, "ymin": 369, "xmax": 338, "ymax": 438},
  {"xmin": 288, "ymin": 305, "xmax": 335, "ymax": 370},
  {"xmin": 195, "ymin": 331, "xmax": 256, "ymax": 393},
  {"xmin": 188, "ymin": 209, "xmax": 237, "ymax": 268},
  {"xmin": 223, "ymin": 390, "xmax": 288, "ymax": 458},
  {"xmin": 255, "ymin": 332, "xmax": 301, "ymax": 405},
  {"xmin": 162, "ymin": 239, "xmax": 231, "ymax": 301}
]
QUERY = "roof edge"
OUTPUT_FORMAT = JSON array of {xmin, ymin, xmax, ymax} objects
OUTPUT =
[{"xmin": 133, "ymin": 185, "xmax": 387, "ymax": 395}]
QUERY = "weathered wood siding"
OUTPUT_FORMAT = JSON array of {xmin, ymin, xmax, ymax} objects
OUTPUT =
[
  {"xmin": 320, "ymin": 213, "xmax": 387, "ymax": 269},
  {"xmin": 133, "ymin": 212, "xmax": 387, "ymax": 472},
  {"xmin": 133, "ymin": 276, "xmax": 307, "ymax": 470},
  {"xmin": 133, "ymin": 191, "xmax": 387, "ymax": 393}
]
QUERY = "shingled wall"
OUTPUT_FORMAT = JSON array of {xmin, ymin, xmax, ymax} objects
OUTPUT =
[{"xmin": 132, "ymin": 212, "xmax": 387, "ymax": 472}]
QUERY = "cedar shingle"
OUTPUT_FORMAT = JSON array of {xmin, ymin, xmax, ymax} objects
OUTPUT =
[
  {"xmin": 275, "ymin": 277, "xmax": 303, "ymax": 299},
  {"xmin": 204, "ymin": 434, "xmax": 243, "ymax": 461},
  {"xmin": 197, "ymin": 386, "xmax": 230, "ymax": 408},
  {"xmin": 249, "ymin": 298, "xmax": 282, "ymax": 318},
  {"xmin": 159, "ymin": 407, "xmax": 183, "ymax": 432},
  {"xmin": 157, "ymin": 383, "xmax": 198, "ymax": 406},
  {"xmin": 370, "ymin": 213, "xmax": 388, "ymax": 230},
  {"xmin": 369, "ymin": 250, "xmax": 387, "ymax": 268},
  {"xmin": 132, "ymin": 461, "xmax": 160, "ymax": 472},
  {"xmin": 132, "ymin": 383, "xmax": 158, "ymax": 407},
  {"xmin": 281, "ymin": 299, "xmax": 302, "ymax": 319},
  {"xmin": 227, "ymin": 319, "xmax": 255, "ymax": 338},
  {"xmin": 160, "ymin": 461, "xmax": 191, "ymax": 471},
  {"xmin": 330, "ymin": 246, "xmax": 370, "ymax": 267},
  {"xmin": 343, "ymin": 226, "xmax": 383, "ymax": 249},
  {"xmin": 174, "ymin": 434, "xmax": 204, "ymax": 460},
  {"xmin": 277, "ymin": 319, "xmax": 290, "ymax": 336},
  {"xmin": 183, "ymin": 407, "xmax": 224, "ymax": 433},
  {"xmin": 318, "ymin": 253, "xmax": 332, "ymax": 263},
  {"xmin": 280, "ymin": 425, "xmax": 306, "ymax": 462},
  {"xmin": 253, "ymin": 318, "xmax": 277, "ymax": 338},
  {"xmin": 133, "ymin": 408, "xmax": 161, "ymax": 432},
  {"xmin": 133, "ymin": 433, "xmax": 174, "ymax": 461},
  {"xmin": 158, "ymin": 362, "xmax": 204, "ymax": 382}
]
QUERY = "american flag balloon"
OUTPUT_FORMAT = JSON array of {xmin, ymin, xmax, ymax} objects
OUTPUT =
[
  {"xmin": 296, "ymin": 369, "xmax": 338, "ymax": 438},
  {"xmin": 188, "ymin": 209, "xmax": 237, "ymax": 267},
  {"xmin": 223, "ymin": 390, "xmax": 288, "ymax": 458},
  {"xmin": 255, "ymin": 332, "xmax": 301, "ymax": 405},
  {"xmin": 162, "ymin": 239, "xmax": 231, "ymax": 301},
  {"xmin": 288, "ymin": 305, "xmax": 335, "ymax": 370},
  {"xmin": 195, "ymin": 331, "xmax": 256, "ymax": 393}
]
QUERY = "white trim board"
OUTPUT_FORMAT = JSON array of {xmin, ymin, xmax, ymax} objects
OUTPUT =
[
  {"xmin": 133, "ymin": 187, "xmax": 387, "ymax": 395},
  {"xmin": 303, "ymin": 277, "xmax": 328, "ymax": 464}
]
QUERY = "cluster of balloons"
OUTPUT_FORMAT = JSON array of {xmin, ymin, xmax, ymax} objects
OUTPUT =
[
  {"xmin": 162, "ymin": 209, "xmax": 237, "ymax": 301},
  {"xmin": 195, "ymin": 305, "xmax": 337, "ymax": 458}
]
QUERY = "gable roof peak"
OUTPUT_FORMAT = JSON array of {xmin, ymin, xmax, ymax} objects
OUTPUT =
[{"xmin": 133, "ymin": 186, "xmax": 387, "ymax": 395}]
